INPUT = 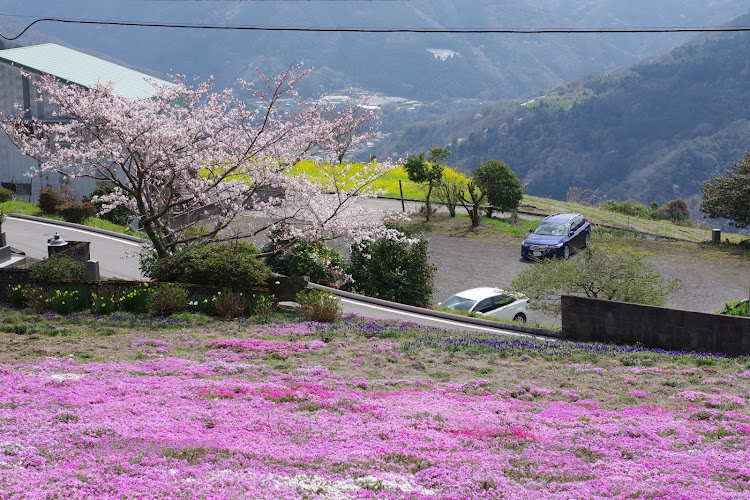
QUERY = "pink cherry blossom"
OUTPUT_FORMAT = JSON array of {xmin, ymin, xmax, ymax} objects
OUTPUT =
[{"xmin": 0, "ymin": 67, "xmax": 404, "ymax": 258}]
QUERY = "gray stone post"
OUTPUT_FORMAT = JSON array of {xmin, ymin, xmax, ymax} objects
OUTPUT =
[
  {"xmin": 712, "ymin": 229, "xmax": 721, "ymax": 244},
  {"xmin": 86, "ymin": 260, "xmax": 100, "ymax": 281}
]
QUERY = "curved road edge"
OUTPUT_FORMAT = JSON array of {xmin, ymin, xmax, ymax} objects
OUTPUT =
[
  {"xmin": 8, "ymin": 213, "xmax": 145, "ymax": 243},
  {"xmin": 5, "ymin": 214, "xmax": 144, "ymax": 280},
  {"xmin": 307, "ymin": 282, "xmax": 565, "ymax": 340}
]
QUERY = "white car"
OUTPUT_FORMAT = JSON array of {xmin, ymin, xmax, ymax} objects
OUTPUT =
[{"xmin": 438, "ymin": 287, "xmax": 531, "ymax": 323}]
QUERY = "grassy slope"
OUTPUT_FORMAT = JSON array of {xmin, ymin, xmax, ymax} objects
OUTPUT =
[
  {"xmin": 1, "ymin": 200, "xmax": 137, "ymax": 236},
  {"xmin": 358, "ymin": 165, "xmax": 745, "ymax": 244}
]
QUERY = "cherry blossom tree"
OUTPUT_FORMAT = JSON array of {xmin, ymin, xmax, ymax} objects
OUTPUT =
[{"xmin": 0, "ymin": 65, "xmax": 402, "ymax": 258}]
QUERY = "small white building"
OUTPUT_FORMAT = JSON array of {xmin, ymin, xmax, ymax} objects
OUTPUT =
[{"xmin": 0, "ymin": 43, "xmax": 171, "ymax": 201}]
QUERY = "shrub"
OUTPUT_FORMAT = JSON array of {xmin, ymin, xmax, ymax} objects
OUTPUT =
[
  {"xmin": 138, "ymin": 250, "xmax": 158, "ymax": 280},
  {"xmin": 187, "ymin": 295, "xmax": 214, "ymax": 315},
  {"xmin": 601, "ymin": 199, "xmax": 655, "ymax": 219},
  {"xmin": 118, "ymin": 284, "xmax": 151, "ymax": 313},
  {"xmin": 344, "ymin": 223, "xmax": 437, "ymax": 307},
  {"xmin": 248, "ymin": 292, "xmax": 277, "ymax": 319},
  {"xmin": 212, "ymin": 291, "xmax": 246, "ymax": 318},
  {"xmin": 22, "ymin": 286, "xmax": 49, "ymax": 313},
  {"xmin": 601, "ymin": 198, "xmax": 692, "ymax": 225},
  {"xmin": 37, "ymin": 186, "xmax": 74, "ymax": 214},
  {"xmin": 90, "ymin": 292, "xmax": 116, "ymax": 315},
  {"xmin": 263, "ymin": 229, "xmax": 346, "ymax": 285},
  {"xmin": 145, "ymin": 241, "xmax": 270, "ymax": 291},
  {"xmin": 296, "ymin": 289, "xmax": 342, "ymax": 322},
  {"xmin": 29, "ymin": 256, "xmax": 86, "ymax": 282},
  {"xmin": 48, "ymin": 288, "xmax": 87, "ymax": 315},
  {"xmin": 82, "ymin": 183, "xmax": 134, "ymax": 226},
  {"xmin": 717, "ymin": 299, "xmax": 749, "ymax": 317},
  {"xmin": 57, "ymin": 202, "xmax": 98, "ymax": 223},
  {"xmin": 656, "ymin": 199, "xmax": 690, "ymax": 223},
  {"xmin": 6, "ymin": 284, "xmax": 26, "ymax": 309},
  {"xmin": 146, "ymin": 283, "xmax": 188, "ymax": 316},
  {"xmin": 510, "ymin": 248, "xmax": 682, "ymax": 316},
  {"xmin": 0, "ymin": 186, "xmax": 15, "ymax": 202}
]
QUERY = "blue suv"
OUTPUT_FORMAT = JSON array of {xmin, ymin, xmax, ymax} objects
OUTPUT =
[{"xmin": 521, "ymin": 213, "xmax": 591, "ymax": 260}]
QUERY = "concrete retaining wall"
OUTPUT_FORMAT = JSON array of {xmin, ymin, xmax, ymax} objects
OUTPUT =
[
  {"xmin": 48, "ymin": 241, "xmax": 90, "ymax": 261},
  {"xmin": 561, "ymin": 295, "xmax": 750, "ymax": 356}
]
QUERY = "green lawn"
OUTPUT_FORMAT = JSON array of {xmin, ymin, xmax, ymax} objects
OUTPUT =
[{"xmin": 1, "ymin": 200, "xmax": 137, "ymax": 236}]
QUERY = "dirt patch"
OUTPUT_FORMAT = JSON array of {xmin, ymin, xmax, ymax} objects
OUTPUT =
[{"xmin": 0, "ymin": 315, "xmax": 243, "ymax": 364}]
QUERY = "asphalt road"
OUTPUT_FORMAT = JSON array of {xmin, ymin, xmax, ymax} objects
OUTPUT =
[
  {"xmin": 4, "ymin": 216, "xmax": 144, "ymax": 280},
  {"xmin": 426, "ymin": 229, "xmax": 750, "ymax": 322},
  {"xmin": 337, "ymin": 296, "xmax": 554, "ymax": 338}
]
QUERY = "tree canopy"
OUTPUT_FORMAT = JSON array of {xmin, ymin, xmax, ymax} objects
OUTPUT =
[
  {"xmin": 472, "ymin": 159, "xmax": 523, "ymax": 216},
  {"xmin": 0, "ymin": 66, "xmax": 400, "ymax": 258},
  {"xmin": 403, "ymin": 146, "xmax": 451, "ymax": 221},
  {"xmin": 510, "ymin": 248, "xmax": 681, "ymax": 316},
  {"xmin": 457, "ymin": 159, "xmax": 523, "ymax": 227},
  {"xmin": 701, "ymin": 152, "xmax": 750, "ymax": 228}
]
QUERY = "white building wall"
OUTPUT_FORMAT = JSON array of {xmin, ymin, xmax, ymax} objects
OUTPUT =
[{"xmin": 0, "ymin": 61, "xmax": 95, "ymax": 201}]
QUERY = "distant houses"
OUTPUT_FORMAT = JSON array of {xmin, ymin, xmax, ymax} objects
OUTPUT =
[{"xmin": 0, "ymin": 43, "xmax": 170, "ymax": 201}]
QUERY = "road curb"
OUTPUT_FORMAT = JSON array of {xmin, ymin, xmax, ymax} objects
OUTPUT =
[
  {"xmin": 8, "ymin": 214, "xmax": 145, "ymax": 243},
  {"xmin": 307, "ymin": 282, "xmax": 565, "ymax": 339}
]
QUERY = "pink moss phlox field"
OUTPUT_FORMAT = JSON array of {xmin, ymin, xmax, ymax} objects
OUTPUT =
[
  {"xmin": 209, "ymin": 338, "xmax": 327, "ymax": 359},
  {"xmin": 1, "ymin": 332, "xmax": 750, "ymax": 498},
  {"xmin": 130, "ymin": 337, "xmax": 173, "ymax": 355},
  {"xmin": 257, "ymin": 321, "xmax": 329, "ymax": 338}
]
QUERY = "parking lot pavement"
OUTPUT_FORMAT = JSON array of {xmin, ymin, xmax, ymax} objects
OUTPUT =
[{"xmin": 426, "ymin": 229, "xmax": 750, "ymax": 325}]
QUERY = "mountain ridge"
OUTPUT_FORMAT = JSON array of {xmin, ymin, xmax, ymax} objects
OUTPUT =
[
  {"xmin": 372, "ymin": 15, "xmax": 750, "ymax": 218},
  {"xmin": 1, "ymin": 0, "xmax": 747, "ymax": 103}
]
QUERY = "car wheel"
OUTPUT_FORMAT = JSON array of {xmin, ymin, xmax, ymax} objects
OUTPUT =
[
  {"xmin": 584, "ymin": 232, "xmax": 590, "ymax": 248},
  {"xmin": 513, "ymin": 313, "xmax": 526, "ymax": 323},
  {"xmin": 562, "ymin": 244, "xmax": 570, "ymax": 259}
]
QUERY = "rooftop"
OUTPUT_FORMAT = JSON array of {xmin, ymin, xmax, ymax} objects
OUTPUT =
[{"xmin": 0, "ymin": 43, "xmax": 172, "ymax": 99}]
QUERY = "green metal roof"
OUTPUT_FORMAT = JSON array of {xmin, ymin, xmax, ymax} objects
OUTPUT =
[{"xmin": 0, "ymin": 43, "xmax": 172, "ymax": 99}]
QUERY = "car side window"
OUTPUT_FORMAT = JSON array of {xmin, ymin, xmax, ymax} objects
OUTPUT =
[
  {"xmin": 476, "ymin": 295, "xmax": 513, "ymax": 313},
  {"xmin": 474, "ymin": 298, "xmax": 494, "ymax": 313},
  {"xmin": 496, "ymin": 295, "xmax": 513, "ymax": 307}
]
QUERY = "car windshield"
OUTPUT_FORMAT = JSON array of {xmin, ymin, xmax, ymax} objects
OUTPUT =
[
  {"xmin": 439, "ymin": 295, "xmax": 477, "ymax": 312},
  {"xmin": 533, "ymin": 222, "xmax": 567, "ymax": 236}
]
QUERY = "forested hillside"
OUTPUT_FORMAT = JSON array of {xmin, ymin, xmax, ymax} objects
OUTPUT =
[
  {"xmin": 1, "ymin": 1, "xmax": 747, "ymax": 103},
  {"xmin": 374, "ymin": 17, "xmax": 750, "ymax": 209}
]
